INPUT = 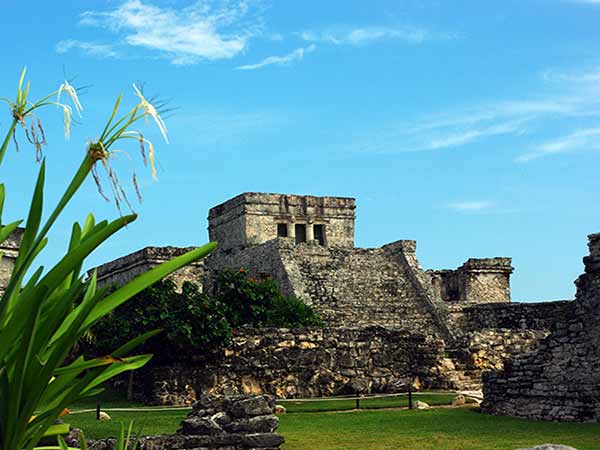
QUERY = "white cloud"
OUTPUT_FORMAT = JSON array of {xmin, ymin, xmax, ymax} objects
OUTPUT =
[
  {"xmin": 516, "ymin": 127, "xmax": 600, "ymax": 162},
  {"xmin": 70, "ymin": 0, "xmax": 263, "ymax": 65},
  {"xmin": 447, "ymin": 201, "xmax": 494, "ymax": 212},
  {"xmin": 351, "ymin": 73, "xmax": 600, "ymax": 156},
  {"xmin": 300, "ymin": 26, "xmax": 456, "ymax": 46},
  {"xmin": 542, "ymin": 67, "xmax": 600, "ymax": 83},
  {"xmin": 351, "ymin": 107, "xmax": 532, "ymax": 155},
  {"xmin": 235, "ymin": 44, "xmax": 315, "ymax": 70},
  {"xmin": 55, "ymin": 39, "xmax": 118, "ymax": 58}
]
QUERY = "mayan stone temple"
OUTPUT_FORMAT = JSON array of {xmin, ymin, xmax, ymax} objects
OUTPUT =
[{"xmin": 3, "ymin": 192, "xmax": 598, "ymax": 422}]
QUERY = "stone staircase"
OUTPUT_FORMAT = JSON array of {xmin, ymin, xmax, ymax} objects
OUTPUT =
[{"xmin": 440, "ymin": 348, "xmax": 484, "ymax": 391}]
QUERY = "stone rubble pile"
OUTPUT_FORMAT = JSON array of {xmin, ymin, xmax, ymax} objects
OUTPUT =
[
  {"xmin": 87, "ymin": 394, "xmax": 284, "ymax": 450},
  {"xmin": 179, "ymin": 394, "xmax": 284, "ymax": 449}
]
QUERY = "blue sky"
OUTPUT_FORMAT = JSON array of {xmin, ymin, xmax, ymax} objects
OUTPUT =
[{"xmin": 1, "ymin": 0, "xmax": 600, "ymax": 301}]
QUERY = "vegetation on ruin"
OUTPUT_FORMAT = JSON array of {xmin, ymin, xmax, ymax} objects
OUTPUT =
[
  {"xmin": 0, "ymin": 68, "xmax": 214, "ymax": 450},
  {"xmin": 91, "ymin": 269, "xmax": 323, "ymax": 363},
  {"xmin": 214, "ymin": 269, "xmax": 324, "ymax": 329}
]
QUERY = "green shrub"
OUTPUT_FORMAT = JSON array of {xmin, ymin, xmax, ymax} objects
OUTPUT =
[
  {"xmin": 214, "ymin": 268, "xmax": 324, "ymax": 329},
  {"xmin": 92, "ymin": 280, "xmax": 232, "ymax": 363},
  {"xmin": 213, "ymin": 269, "xmax": 281, "ymax": 327},
  {"xmin": 265, "ymin": 295, "xmax": 324, "ymax": 328}
]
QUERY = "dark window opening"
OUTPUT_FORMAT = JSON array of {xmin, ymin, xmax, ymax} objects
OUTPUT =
[
  {"xmin": 295, "ymin": 224, "xmax": 306, "ymax": 244},
  {"xmin": 277, "ymin": 223, "xmax": 288, "ymax": 238},
  {"xmin": 447, "ymin": 288, "xmax": 460, "ymax": 302},
  {"xmin": 314, "ymin": 224, "xmax": 325, "ymax": 246}
]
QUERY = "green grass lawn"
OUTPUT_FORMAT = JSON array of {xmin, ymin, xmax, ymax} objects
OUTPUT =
[
  {"xmin": 278, "ymin": 393, "xmax": 474, "ymax": 413},
  {"xmin": 68, "ymin": 409, "xmax": 188, "ymax": 439},
  {"xmin": 67, "ymin": 397, "xmax": 600, "ymax": 450},
  {"xmin": 279, "ymin": 407, "xmax": 600, "ymax": 450}
]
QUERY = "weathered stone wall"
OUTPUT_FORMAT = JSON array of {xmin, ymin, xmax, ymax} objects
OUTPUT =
[
  {"xmin": 456, "ymin": 301, "xmax": 573, "ymax": 332},
  {"xmin": 134, "ymin": 318, "xmax": 572, "ymax": 405},
  {"xmin": 92, "ymin": 246, "xmax": 206, "ymax": 290},
  {"xmin": 86, "ymin": 394, "xmax": 284, "ymax": 450},
  {"xmin": 0, "ymin": 227, "xmax": 23, "ymax": 294},
  {"xmin": 441, "ymin": 329, "xmax": 551, "ymax": 391},
  {"xmin": 136, "ymin": 327, "xmax": 447, "ymax": 405},
  {"xmin": 454, "ymin": 329, "xmax": 550, "ymax": 372},
  {"xmin": 442, "ymin": 300, "xmax": 571, "ymax": 391},
  {"xmin": 482, "ymin": 233, "xmax": 600, "ymax": 422},
  {"xmin": 208, "ymin": 193, "xmax": 356, "ymax": 250}
]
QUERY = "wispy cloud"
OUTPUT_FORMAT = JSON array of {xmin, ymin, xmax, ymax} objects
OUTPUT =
[
  {"xmin": 55, "ymin": 39, "xmax": 118, "ymax": 58},
  {"xmin": 300, "ymin": 26, "xmax": 457, "ymax": 46},
  {"xmin": 351, "ymin": 64, "xmax": 600, "ymax": 157},
  {"xmin": 351, "ymin": 108, "xmax": 532, "ymax": 155},
  {"xmin": 516, "ymin": 127, "xmax": 600, "ymax": 162},
  {"xmin": 447, "ymin": 201, "xmax": 494, "ymax": 212},
  {"xmin": 542, "ymin": 67, "xmax": 600, "ymax": 83},
  {"xmin": 236, "ymin": 44, "xmax": 315, "ymax": 70},
  {"xmin": 63, "ymin": 0, "xmax": 263, "ymax": 65}
]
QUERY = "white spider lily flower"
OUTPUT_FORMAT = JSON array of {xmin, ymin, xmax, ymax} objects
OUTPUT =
[
  {"xmin": 57, "ymin": 81, "xmax": 83, "ymax": 116},
  {"xmin": 121, "ymin": 130, "xmax": 158, "ymax": 179},
  {"xmin": 59, "ymin": 103, "xmax": 73, "ymax": 139},
  {"xmin": 132, "ymin": 84, "xmax": 168, "ymax": 144}
]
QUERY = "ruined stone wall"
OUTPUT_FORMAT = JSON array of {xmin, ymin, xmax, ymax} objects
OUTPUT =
[
  {"xmin": 454, "ymin": 329, "xmax": 550, "ymax": 372},
  {"xmin": 135, "ymin": 327, "xmax": 447, "ymax": 405},
  {"xmin": 0, "ymin": 228, "xmax": 23, "ymax": 294},
  {"xmin": 208, "ymin": 193, "xmax": 356, "ymax": 250},
  {"xmin": 442, "ymin": 300, "xmax": 571, "ymax": 391},
  {"xmin": 482, "ymin": 233, "xmax": 600, "ymax": 422},
  {"xmin": 93, "ymin": 246, "xmax": 206, "ymax": 290},
  {"xmin": 457, "ymin": 300, "xmax": 573, "ymax": 332}
]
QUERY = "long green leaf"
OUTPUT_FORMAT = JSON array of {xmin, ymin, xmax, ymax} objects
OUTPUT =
[
  {"xmin": 82, "ymin": 355, "xmax": 152, "ymax": 393},
  {"xmin": 0, "ymin": 119, "xmax": 17, "ymax": 167},
  {"xmin": 112, "ymin": 329, "xmax": 162, "ymax": 358},
  {"xmin": 0, "ymin": 220, "xmax": 23, "ymax": 244},
  {"xmin": 15, "ymin": 160, "xmax": 45, "ymax": 261}
]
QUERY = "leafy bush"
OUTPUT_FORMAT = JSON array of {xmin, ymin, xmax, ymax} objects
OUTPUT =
[
  {"xmin": 265, "ymin": 295, "xmax": 324, "ymax": 328},
  {"xmin": 213, "ymin": 269, "xmax": 281, "ymax": 327},
  {"xmin": 213, "ymin": 268, "xmax": 324, "ymax": 328},
  {"xmin": 92, "ymin": 280, "xmax": 232, "ymax": 363}
]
